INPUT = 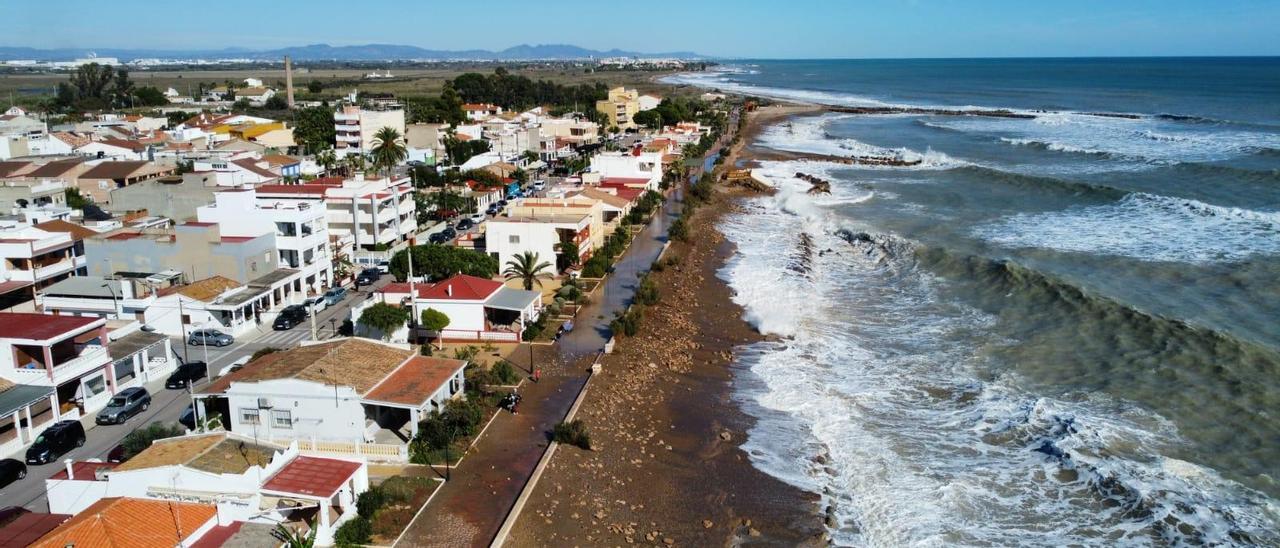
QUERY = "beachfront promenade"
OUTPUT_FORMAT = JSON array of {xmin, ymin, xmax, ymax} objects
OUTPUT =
[{"xmin": 397, "ymin": 186, "xmax": 687, "ymax": 547}]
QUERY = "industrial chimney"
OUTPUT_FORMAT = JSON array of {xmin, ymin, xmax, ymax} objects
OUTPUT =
[{"xmin": 284, "ymin": 56, "xmax": 295, "ymax": 108}]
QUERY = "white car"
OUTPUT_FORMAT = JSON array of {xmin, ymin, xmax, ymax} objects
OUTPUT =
[
  {"xmin": 532, "ymin": 180, "xmax": 546, "ymax": 191},
  {"xmin": 305, "ymin": 295, "xmax": 328, "ymax": 313},
  {"xmin": 469, "ymin": 213, "xmax": 485, "ymax": 224}
]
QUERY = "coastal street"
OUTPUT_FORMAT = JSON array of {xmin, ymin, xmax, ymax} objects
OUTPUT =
[{"xmin": 0, "ymin": 276, "xmax": 390, "ymax": 512}]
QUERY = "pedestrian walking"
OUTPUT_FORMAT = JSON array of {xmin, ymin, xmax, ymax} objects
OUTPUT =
[{"xmin": 533, "ymin": 367, "xmax": 541, "ymax": 383}]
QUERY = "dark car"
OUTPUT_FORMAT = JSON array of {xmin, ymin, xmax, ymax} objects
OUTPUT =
[
  {"xmin": 25, "ymin": 420, "xmax": 85, "ymax": 465},
  {"xmin": 166, "ymin": 361, "xmax": 208, "ymax": 389},
  {"xmin": 95, "ymin": 387, "xmax": 151, "ymax": 425},
  {"xmin": 456, "ymin": 219, "xmax": 474, "ymax": 231},
  {"xmin": 106, "ymin": 444, "xmax": 127, "ymax": 463},
  {"xmin": 356, "ymin": 268, "xmax": 381, "ymax": 286},
  {"xmin": 273, "ymin": 305, "xmax": 308, "ymax": 330},
  {"xmin": 0, "ymin": 459, "xmax": 26, "ymax": 488},
  {"xmin": 486, "ymin": 203, "xmax": 500, "ymax": 215},
  {"xmin": 178, "ymin": 404, "xmax": 197, "ymax": 430}
]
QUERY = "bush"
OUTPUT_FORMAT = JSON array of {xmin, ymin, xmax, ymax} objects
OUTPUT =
[
  {"xmin": 581, "ymin": 254, "xmax": 609, "ymax": 278},
  {"xmin": 492, "ymin": 360, "xmax": 520, "ymax": 385},
  {"xmin": 552, "ymin": 420, "xmax": 592, "ymax": 450},
  {"xmin": 121, "ymin": 422, "xmax": 186, "ymax": 460},
  {"xmin": 379, "ymin": 476, "xmax": 436, "ymax": 507},
  {"xmin": 635, "ymin": 275, "xmax": 660, "ymax": 306},
  {"xmin": 250, "ymin": 347, "xmax": 281, "ymax": 361},
  {"xmin": 609, "ymin": 307, "xmax": 643, "ymax": 337},
  {"xmin": 557, "ymin": 284, "xmax": 582, "ymax": 302},
  {"xmin": 669, "ymin": 217, "xmax": 689, "ymax": 242},
  {"xmin": 334, "ymin": 516, "xmax": 372, "ymax": 546},
  {"xmin": 356, "ymin": 487, "xmax": 387, "ymax": 518}
]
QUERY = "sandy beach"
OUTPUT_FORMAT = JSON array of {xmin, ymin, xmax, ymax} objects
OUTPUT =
[{"xmin": 507, "ymin": 104, "xmax": 828, "ymax": 547}]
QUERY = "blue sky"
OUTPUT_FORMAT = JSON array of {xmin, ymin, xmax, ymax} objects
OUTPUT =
[{"xmin": 6, "ymin": 0, "xmax": 1278, "ymax": 58}]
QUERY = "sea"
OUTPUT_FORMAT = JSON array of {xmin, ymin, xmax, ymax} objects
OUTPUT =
[{"xmin": 665, "ymin": 58, "xmax": 1280, "ymax": 546}]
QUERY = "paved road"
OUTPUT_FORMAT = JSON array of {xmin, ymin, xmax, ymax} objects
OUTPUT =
[{"xmin": 0, "ymin": 275, "xmax": 392, "ymax": 511}]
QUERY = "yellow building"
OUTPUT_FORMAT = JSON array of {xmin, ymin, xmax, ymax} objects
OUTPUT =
[{"xmin": 596, "ymin": 87, "xmax": 641, "ymax": 131}]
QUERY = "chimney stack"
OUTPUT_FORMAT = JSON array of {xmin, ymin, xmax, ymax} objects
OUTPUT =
[
  {"xmin": 65, "ymin": 459, "xmax": 75, "ymax": 480},
  {"xmin": 284, "ymin": 56, "xmax": 294, "ymax": 108}
]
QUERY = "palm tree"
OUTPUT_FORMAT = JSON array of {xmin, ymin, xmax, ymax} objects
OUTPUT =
[
  {"xmin": 503, "ymin": 251, "xmax": 553, "ymax": 291},
  {"xmin": 273, "ymin": 522, "xmax": 316, "ymax": 548},
  {"xmin": 315, "ymin": 148, "xmax": 336, "ymax": 175},
  {"xmin": 370, "ymin": 126, "xmax": 407, "ymax": 179}
]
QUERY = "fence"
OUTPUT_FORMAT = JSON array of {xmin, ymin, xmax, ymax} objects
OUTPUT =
[{"xmin": 275, "ymin": 437, "xmax": 408, "ymax": 462}]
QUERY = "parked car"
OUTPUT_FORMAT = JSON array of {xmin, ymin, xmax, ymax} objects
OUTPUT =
[
  {"xmin": 187, "ymin": 329, "xmax": 232, "ymax": 347},
  {"xmin": 486, "ymin": 203, "xmax": 500, "ymax": 215},
  {"xmin": 376, "ymin": 260, "xmax": 390, "ymax": 274},
  {"xmin": 305, "ymin": 295, "xmax": 328, "ymax": 313},
  {"xmin": 456, "ymin": 219, "xmax": 474, "ymax": 231},
  {"xmin": 25, "ymin": 420, "xmax": 85, "ymax": 465},
  {"xmin": 468, "ymin": 212, "xmax": 485, "ymax": 224},
  {"xmin": 0, "ymin": 459, "xmax": 26, "ymax": 488},
  {"xmin": 356, "ymin": 268, "xmax": 382, "ymax": 286},
  {"xmin": 273, "ymin": 305, "xmax": 308, "ymax": 330},
  {"xmin": 178, "ymin": 404, "xmax": 197, "ymax": 430},
  {"xmin": 323, "ymin": 287, "xmax": 347, "ymax": 305},
  {"xmin": 95, "ymin": 387, "xmax": 151, "ymax": 425},
  {"xmin": 106, "ymin": 444, "xmax": 127, "ymax": 463},
  {"xmin": 428, "ymin": 231, "xmax": 448, "ymax": 244},
  {"xmin": 166, "ymin": 360, "xmax": 208, "ymax": 389},
  {"xmin": 533, "ymin": 180, "xmax": 546, "ymax": 191}
]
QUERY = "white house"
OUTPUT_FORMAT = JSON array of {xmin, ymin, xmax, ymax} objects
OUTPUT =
[
  {"xmin": 255, "ymin": 174, "xmax": 417, "ymax": 255},
  {"xmin": 45, "ymin": 432, "xmax": 368, "ymax": 546},
  {"xmin": 195, "ymin": 338, "xmax": 467, "ymax": 451},
  {"xmin": 369, "ymin": 274, "xmax": 542, "ymax": 343},
  {"xmin": 0, "ymin": 313, "xmax": 111, "ymax": 448},
  {"xmin": 587, "ymin": 150, "xmax": 664, "ymax": 190}
]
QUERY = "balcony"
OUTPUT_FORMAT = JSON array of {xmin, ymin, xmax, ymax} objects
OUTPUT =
[
  {"xmin": 334, "ymin": 112, "xmax": 359, "ymax": 123},
  {"xmin": 50, "ymin": 345, "xmax": 110, "ymax": 386}
]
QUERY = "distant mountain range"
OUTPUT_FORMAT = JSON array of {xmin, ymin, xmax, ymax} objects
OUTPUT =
[{"xmin": 0, "ymin": 43, "xmax": 705, "ymax": 62}]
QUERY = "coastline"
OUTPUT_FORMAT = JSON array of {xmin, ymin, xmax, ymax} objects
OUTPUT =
[{"xmin": 506, "ymin": 103, "xmax": 828, "ymax": 546}]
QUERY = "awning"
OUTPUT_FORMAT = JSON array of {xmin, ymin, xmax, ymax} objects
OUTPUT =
[
  {"xmin": 485, "ymin": 287, "xmax": 541, "ymax": 312},
  {"xmin": 0, "ymin": 384, "xmax": 55, "ymax": 419},
  {"xmin": 525, "ymin": 160, "xmax": 546, "ymax": 170}
]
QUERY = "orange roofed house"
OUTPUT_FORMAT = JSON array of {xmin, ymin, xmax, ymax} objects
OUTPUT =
[
  {"xmin": 195, "ymin": 338, "xmax": 467, "ymax": 452},
  {"xmin": 30, "ymin": 497, "xmax": 219, "ymax": 548}
]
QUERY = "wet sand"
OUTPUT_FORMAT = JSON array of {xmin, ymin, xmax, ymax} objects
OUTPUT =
[{"xmin": 507, "ymin": 104, "xmax": 828, "ymax": 547}]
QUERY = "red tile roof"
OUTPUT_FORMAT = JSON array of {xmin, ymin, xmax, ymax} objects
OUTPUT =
[
  {"xmin": 0, "ymin": 313, "xmax": 100, "ymax": 342},
  {"xmin": 80, "ymin": 161, "xmax": 150, "ymax": 180},
  {"xmin": 255, "ymin": 184, "xmax": 329, "ymax": 196},
  {"xmin": 379, "ymin": 282, "xmax": 431, "ymax": 300},
  {"xmin": 30, "ymin": 497, "xmax": 217, "ymax": 548},
  {"xmin": 613, "ymin": 187, "xmax": 644, "ymax": 202},
  {"xmin": 601, "ymin": 177, "xmax": 652, "ymax": 187},
  {"xmin": 0, "ymin": 513, "xmax": 71, "ymax": 548},
  {"xmin": 231, "ymin": 158, "xmax": 279, "ymax": 179},
  {"xmin": 261, "ymin": 457, "xmax": 362, "ymax": 498},
  {"xmin": 97, "ymin": 138, "xmax": 147, "ymax": 152},
  {"xmin": 187, "ymin": 521, "xmax": 243, "ymax": 548},
  {"xmin": 418, "ymin": 274, "xmax": 503, "ymax": 301},
  {"xmin": 49, "ymin": 461, "xmax": 118, "ymax": 481},
  {"xmin": 365, "ymin": 356, "xmax": 465, "ymax": 406}
]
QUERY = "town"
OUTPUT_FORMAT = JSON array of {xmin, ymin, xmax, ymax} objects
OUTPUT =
[{"xmin": 0, "ymin": 55, "xmax": 743, "ymax": 547}]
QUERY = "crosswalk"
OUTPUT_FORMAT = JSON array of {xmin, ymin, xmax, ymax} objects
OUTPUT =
[{"xmin": 244, "ymin": 325, "xmax": 327, "ymax": 348}]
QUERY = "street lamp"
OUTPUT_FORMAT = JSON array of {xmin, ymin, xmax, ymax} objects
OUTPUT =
[{"xmin": 100, "ymin": 282, "xmax": 121, "ymax": 319}]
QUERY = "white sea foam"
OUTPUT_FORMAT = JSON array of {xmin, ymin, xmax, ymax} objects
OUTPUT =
[
  {"xmin": 718, "ymin": 166, "xmax": 1280, "ymax": 545},
  {"xmin": 757, "ymin": 114, "xmax": 967, "ymax": 170},
  {"xmin": 974, "ymin": 193, "xmax": 1280, "ymax": 263},
  {"xmin": 936, "ymin": 115, "xmax": 1280, "ymax": 164}
]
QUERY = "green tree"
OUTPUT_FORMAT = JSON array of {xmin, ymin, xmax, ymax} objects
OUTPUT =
[
  {"xmin": 503, "ymin": 251, "xmax": 553, "ymax": 291},
  {"xmin": 263, "ymin": 94, "xmax": 289, "ymax": 110},
  {"xmin": 307, "ymin": 80, "xmax": 324, "ymax": 93},
  {"xmin": 389, "ymin": 244, "xmax": 498, "ymax": 282},
  {"xmin": 556, "ymin": 240, "xmax": 580, "ymax": 271},
  {"xmin": 133, "ymin": 86, "xmax": 168, "ymax": 107},
  {"xmin": 64, "ymin": 188, "xmax": 90, "ymax": 209},
  {"xmin": 420, "ymin": 308, "xmax": 450, "ymax": 349},
  {"xmin": 358, "ymin": 302, "xmax": 410, "ymax": 340},
  {"xmin": 444, "ymin": 132, "xmax": 490, "ymax": 166},
  {"xmin": 369, "ymin": 126, "xmax": 408, "ymax": 179},
  {"xmin": 120, "ymin": 422, "xmax": 185, "ymax": 460},
  {"xmin": 315, "ymin": 148, "xmax": 337, "ymax": 176},
  {"xmin": 293, "ymin": 106, "xmax": 336, "ymax": 154}
]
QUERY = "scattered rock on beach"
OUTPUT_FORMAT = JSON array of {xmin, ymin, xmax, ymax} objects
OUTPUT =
[{"xmin": 719, "ymin": 431, "xmax": 732, "ymax": 442}]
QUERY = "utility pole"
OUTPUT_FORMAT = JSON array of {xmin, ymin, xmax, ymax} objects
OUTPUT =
[{"xmin": 178, "ymin": 298, "xmax": 190, "ymax": 363}]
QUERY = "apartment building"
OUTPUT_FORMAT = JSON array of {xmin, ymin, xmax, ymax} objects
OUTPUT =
[
  {"xmin": 596, "ymin": 86, "xmax": 641, "ymax": 130},
  {"xmin": 333, "ymin": 104, "xmax": 406, "ymax": 156},
  {"xmin": 255, "ymin": 174, "xmax": 416, "ymax": 254},
  {"xmin": 0, "ymin": 222, "xmax": 87, "ymax": 306},
  {"xmin": 196, "ymin": 188, "xmax": 332, "ymax": 292}
]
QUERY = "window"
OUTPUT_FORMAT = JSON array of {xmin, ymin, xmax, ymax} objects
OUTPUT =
[
  {"xmin": 240, "ymin": 408, "xmax": 260, "ymax": 425},
  {"xmin": 272, "ymin": 410, "xmax": 292, "ymax": 429},
  {"xmin": 508, "ymin": 235, "xmax": 520, "ymax": 244}
]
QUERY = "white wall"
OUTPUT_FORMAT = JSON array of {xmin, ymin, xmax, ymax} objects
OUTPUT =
[
  {"xmin": 225, "ymin": 378, "xmax": 367, "ymax": 443},
  {"xmin": 485, "ymin": 221, "xmax": 560, "ymax": 277},
  {"xmin": 417, "ymin": 299, "xmax": 486, "ymax": 332}
]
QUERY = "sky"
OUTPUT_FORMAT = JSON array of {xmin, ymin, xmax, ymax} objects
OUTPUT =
[{"xmin": 5, "ymin": 0, "xmax": 1279, "ymax": 58}]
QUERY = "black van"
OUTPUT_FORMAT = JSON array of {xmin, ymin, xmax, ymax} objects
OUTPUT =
[
  {"xmin": 273, "ymin": 305, "xmax": 308, "ymax": 331},
  {"xmin": 25, "ymin": 420, "xmax": 86, "ymax": 464},
  {"xmin": 166, "ymin": 361, "xmax": 208, "ymax": 389}
]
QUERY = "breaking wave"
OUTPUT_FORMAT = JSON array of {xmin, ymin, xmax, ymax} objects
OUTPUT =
[{"xmin": 719, "ymin": 178, "xmax": 1280, "ymax": 545}]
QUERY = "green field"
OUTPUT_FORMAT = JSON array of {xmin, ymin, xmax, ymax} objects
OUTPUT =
[{"xmin": 0, "ymin": 64, "xmax": 695, "ymax": 109}]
